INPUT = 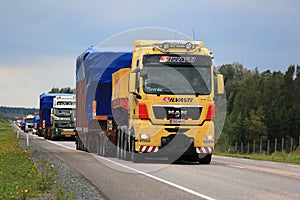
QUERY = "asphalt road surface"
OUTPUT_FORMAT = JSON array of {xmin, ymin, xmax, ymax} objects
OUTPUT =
[{"xmin": 17, "ymin": 129, "xmax": 300, "ymax": 200}]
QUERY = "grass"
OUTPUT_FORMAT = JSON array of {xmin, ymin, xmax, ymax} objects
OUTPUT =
[
  {"xmin": 0, "ymin": 120, "xmax": 75, "ymax": 199},
  {"xmin": 214, "ymin": 150, "xmax": 300, "ymax": 164}
]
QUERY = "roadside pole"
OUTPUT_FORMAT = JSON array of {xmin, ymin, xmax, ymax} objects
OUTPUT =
[{"xmin": 26, "ymin": 132, "xmax": 29, "ymax": 146}]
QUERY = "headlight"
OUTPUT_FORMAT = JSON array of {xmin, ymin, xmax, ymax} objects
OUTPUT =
[
  {"xmin": 204, "ymin": 135, "xmax": 213, "ymax": 140},
  {"xmin": 203, "ymin": 135, "xmax": 214, "ymax": 144},
  {"xmin": 140, "ymin": 134, "xmax": 150, "ymax": 139},
  {"xmin": 162, "ymin": 42, "xmax": 170, "ymax": 50}
]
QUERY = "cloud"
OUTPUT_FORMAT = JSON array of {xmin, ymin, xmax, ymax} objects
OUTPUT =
[
  {"xmin": 0, "ymin": 55, "xmax": 76, "ymax": 107},
  {"xmin": 0, "ymin": 0, "xmax": 300, "ymax": 107}
]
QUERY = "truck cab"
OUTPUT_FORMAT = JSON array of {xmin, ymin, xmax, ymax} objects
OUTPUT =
[
  {"xmin": 50, "ymin": 95, "xmax": 76, "ymax": 139},
  {"xmin": 24, "ymin": 114, "xmax": 34, "ymax": 132},
  {"xmin": 113, "ymin": 40, "xmax": 224, "ymax": 163}
]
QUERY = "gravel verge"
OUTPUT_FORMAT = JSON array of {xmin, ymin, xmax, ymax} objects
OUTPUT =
[{"xmin": 18, "ymin": 132, "xmax": 106, "ymax": 200}]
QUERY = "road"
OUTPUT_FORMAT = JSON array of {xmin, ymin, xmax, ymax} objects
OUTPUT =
[{"xmin": 16, "ymin": 128, "xmax": 300, "ymax": 200}]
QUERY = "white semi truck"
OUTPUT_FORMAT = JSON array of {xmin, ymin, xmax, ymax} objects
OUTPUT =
[
  {"xmin": 24, "ymin": 114, "xmax": 34, "ymax": 132},
  {"xmin": 40, "ymin": 93, "xmax": 76, "ymax": 140}
]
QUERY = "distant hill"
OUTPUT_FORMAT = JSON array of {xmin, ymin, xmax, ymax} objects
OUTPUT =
[{"xmin": 0, "ymin": 106, "xmax": 39, "ymax": 120}]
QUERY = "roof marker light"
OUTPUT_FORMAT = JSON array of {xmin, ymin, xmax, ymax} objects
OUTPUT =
[
  {"xmin": 185, "ymin": 42, "xmax": 193, "ymax": 50},
  {"xmin": 162, "ymin": 42, "xmax": 170, "ymax": 50}
]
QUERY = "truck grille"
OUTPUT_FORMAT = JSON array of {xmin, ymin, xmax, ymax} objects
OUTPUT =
[
  {"xmin": 153, "ymin": 105, "xmax": 202, "ymax": 120},
  {"xmin": 57, "ymin": 122, "xmax": 74, "ymax": 128}
]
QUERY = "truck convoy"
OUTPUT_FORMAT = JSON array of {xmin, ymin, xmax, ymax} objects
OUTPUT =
[
  {"xmin": 39, "ymin": 93, "xmax": 76, "ymax": 140},
  {"xmin": 75, "ymin": 40, "xmax": 224, "ymax": 164}
]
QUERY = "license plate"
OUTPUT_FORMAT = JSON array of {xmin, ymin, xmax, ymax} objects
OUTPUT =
[
  {"xmin": 61, "ymin": 132, "xmax": 75, "ymax": 135},
  {"xmin": 170, "ymin": 119, "xmax": 185, "ymax": 124}
]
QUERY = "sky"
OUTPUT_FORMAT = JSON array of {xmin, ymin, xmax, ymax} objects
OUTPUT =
[{"xmin": 0, "ymin": 0, "xmax": 300, "ymax": 108}]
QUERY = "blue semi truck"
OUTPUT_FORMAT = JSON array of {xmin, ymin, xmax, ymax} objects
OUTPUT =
[{"xmin": 39, "ymin": 93, "xmax": 76, "ymax": 140}]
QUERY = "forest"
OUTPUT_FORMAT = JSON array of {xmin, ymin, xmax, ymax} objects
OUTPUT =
[{"xmin": 217, "ymin": 63, "xmax": 300, "ymax": 147}]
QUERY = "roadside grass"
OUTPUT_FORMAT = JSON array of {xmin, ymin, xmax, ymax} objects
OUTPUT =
[
  {"xmin": 214, "ymin": 149, "xmax": 300, "ymax": 164},
  {"xmin": 0, "ymin": 121, "xmax": 75, "ymax": 199}
]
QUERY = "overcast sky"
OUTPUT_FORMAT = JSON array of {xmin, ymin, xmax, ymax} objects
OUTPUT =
[{"xmin": 1, "ymin": 0, "xmax": 300, "ymax": 108}]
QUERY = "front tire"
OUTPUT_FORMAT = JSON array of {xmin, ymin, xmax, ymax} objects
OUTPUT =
[{"xmin": 198, "ymin": 154, "xmax": 212, "ymax": 164}]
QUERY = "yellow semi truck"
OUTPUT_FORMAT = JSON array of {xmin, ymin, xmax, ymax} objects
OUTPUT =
[{"xmin": 112, "ymin": 40, "xmax": 224, "ymax": 164}]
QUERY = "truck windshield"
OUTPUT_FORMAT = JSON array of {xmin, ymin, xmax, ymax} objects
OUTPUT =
[
  {"xmin": 53, "ymin": 109, "xmax": 72, "ymax": 117},
  {"xmin": 142, "ymin": 65, "xmax": 211, "ymax": 95},
  {"xmin": 25, "ymin": 118, "xmax": 33, "ymax": 123}
]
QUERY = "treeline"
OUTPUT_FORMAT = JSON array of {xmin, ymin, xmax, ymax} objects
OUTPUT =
[
  {"xmin": 217, "ymin": 63, "xmax": 300, "ymax": 144},
  {"xmin": 48, "ymin": 87, "xmax": 75, "ymax": 94},
  {"xmin": 0, "ymin": 106, "xmax": 38, "ymax": 119},
  {"xmin": 0, "ymin": 87, "xmax": 75, "ymax": 120}
]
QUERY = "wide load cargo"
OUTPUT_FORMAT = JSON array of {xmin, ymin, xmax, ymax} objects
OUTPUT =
[{"xmin": 75, "ymin": 47, "xmax": 132, "ymax": 153}]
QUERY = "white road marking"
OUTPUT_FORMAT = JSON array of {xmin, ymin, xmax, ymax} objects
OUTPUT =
[
  {"xmin": 47, "ymin": 140, "xmax": 76, "ymax": 151},
  {"xmin": 229, "ymin": 165, "xmax": 244, "ymax": 169},
  {"xmin": 93, "ymin": 155, "xmax": 216, "ymax": 200},
  {"xmin": 47, "ymin": 140, "xmax": 216, "ymax": 200}
]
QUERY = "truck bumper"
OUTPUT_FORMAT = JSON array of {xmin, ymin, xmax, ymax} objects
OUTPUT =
[
  {"xmin": 54, "ymin": 128, "xmax": 76, "ymax": 137},
  {"xmin": 133, "ymin": 120, "xmax": 215, "ymax": 154}
]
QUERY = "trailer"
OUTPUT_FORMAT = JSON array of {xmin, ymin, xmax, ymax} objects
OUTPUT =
[
  {"xmin": 32, "ymin": 115, "xmax": 40, "ymax": 135},
  {"xmin": 75, "ymin": 47, "xmax": 132, "ymax": 154}
]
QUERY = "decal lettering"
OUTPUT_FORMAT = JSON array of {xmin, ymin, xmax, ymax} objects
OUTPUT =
[
  {"xmin": 159, "ymin": 56, "xmax": 196, "ymax": 63},
  {"xmin": 163, "ymin": 97, "xmax": 193, "ymax": 103}
]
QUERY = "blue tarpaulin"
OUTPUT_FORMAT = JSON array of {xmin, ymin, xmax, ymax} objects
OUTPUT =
[
  {"xmin": 33, "ymin": 115, "xmax": 40, "ymax": 128},
  {"xmin": 76, "ymin": 47, "xmax": 132, "ymax": 121}
]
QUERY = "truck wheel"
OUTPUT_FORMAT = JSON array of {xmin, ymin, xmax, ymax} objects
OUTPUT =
[
  {"xmin": 124, "ymin": 136, "xmax": 131, "ymax": 161},
  {"xmin": 120, "ymin": 133, "xmax": 124, "ymax": 160},
  {"xmin": 44, "ymin": 130, "xmax": 48, "ymax": 139},
  {"xmin": 103, "ymin": 135, "xmax": 109, "ymax": 157},
  {"xmin": 76, "ymin": 136, "xmax": 80, "ymax": 150},
  {"xmin": 97, "ymin": 134, "xmax": 102, "ymax": 156},
  {"xmin": 76, "ymin": 136, "xmax": 84, "ymax": 151},
  {"xmin": 130, "ymin": 138, "xmax": 135, "ymax": 161},
  {"xmin": 198, "ymin": 154, "xmax": 212, "ymax": 164},
  {"xmin": 117, "ymin": 131, "xmax": 121, "ymax": 159},
  {"xmin": 50, "ymin": 132, "xmax": 55, "ymax": 141}
]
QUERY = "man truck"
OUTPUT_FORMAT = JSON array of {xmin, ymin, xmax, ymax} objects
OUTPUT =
[
  {"xmin": 75, "ymin": 40, "xmax": 224, "ymax": 164},
  {"xmin": 39, "ymin": 93, "xmax": 76, "ymax": 140}
]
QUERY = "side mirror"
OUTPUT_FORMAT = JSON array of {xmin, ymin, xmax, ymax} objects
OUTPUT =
[
  {"xmin": 129, "ymin": 72, "xmax": 142, "ymax": 99},
  {"xmin": 217, "ymin": 74, "xmax": 224, "ymax": 94},
  {"xmin": 140, "ymin": 69, "xmax": 148, "ymax": 77},
  {"xmin": 129, "ymin": 72, "xmax": 137, "ymax": 93}
]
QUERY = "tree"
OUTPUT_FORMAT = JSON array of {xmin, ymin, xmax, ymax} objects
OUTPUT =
[
  {"xmin": 48, "ymin": 87, "xmax": 75, "ymax": 94},
  {"xmin": 262, "ymin": 71, "xmax": 284, "ymax": 140},
  {"xmin": 218, "ymin": 63, "xmax": 300, "ymax": 145},
  {"xmin": 243, "ymin": 108, "xmax": 267, "ymax": 143}
]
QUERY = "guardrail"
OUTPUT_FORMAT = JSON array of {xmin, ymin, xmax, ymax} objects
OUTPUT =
[{"xmin": 216, "ymin": 137, "xmax": 300, "ymax": 154}]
